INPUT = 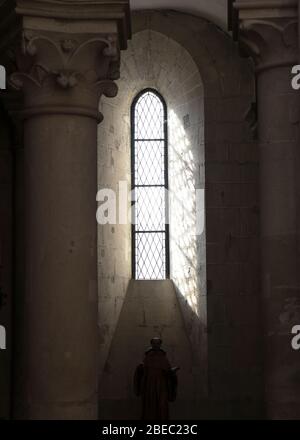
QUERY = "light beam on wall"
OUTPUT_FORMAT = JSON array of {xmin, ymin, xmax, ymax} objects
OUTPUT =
[{"xmin": 169, "ymin": 109, "xmax": 204, "ymax": 317}]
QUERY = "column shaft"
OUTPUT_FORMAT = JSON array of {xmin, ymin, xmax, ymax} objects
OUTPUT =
[
  {"xmin": 235, "ymin": 2, "xmax": 300, "ymax": 417},
  {"xmin": 16, "ymin": 114, "xmax": 98, "ymax": 419},
  {"xmin": 257, "ymin": 64, "xmax": 300, "ymax": 418},
  {"xmin": 8, "ymin": 0, "xmax": 131, "ymax": 420}
]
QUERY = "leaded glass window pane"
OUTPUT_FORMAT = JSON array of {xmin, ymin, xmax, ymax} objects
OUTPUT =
[
  {"xmin": 131, "ymin": 90, "xmax": 169, "ymax": 280},
  {"xmin": 135, "ymin": 141, "xmax": 165, "ymax": 186},
  {"xmin": 135, "ymin": 233, "xmax": 166, "ymax": 280},
  {"xmin": 135, "ymin": 187, "xmax": 166, "ymax": 232},
  {"xmin": 134, "ymin": 92, "xmax": 165, "ymax": 140}
]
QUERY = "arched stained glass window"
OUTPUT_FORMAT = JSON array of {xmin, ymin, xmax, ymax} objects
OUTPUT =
[{"xmin": 131, "ymin": 89, "xmax": 169, "ymax": 280}]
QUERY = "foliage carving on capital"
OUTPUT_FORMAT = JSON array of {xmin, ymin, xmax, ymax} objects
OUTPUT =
[
  {"xmin": 238, "ymin": 19, "xmax": 298, "ymax": 70},
  {"xmin": 9, "ymin": 29, "xmax": 120, "ymax": 98}
]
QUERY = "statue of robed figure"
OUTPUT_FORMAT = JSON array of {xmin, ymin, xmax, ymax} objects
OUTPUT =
[{"xmin": 134, "ymin": 337, "xmax": 179, "ymax": 420}]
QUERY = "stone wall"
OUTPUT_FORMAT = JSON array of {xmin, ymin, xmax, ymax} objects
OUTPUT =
[
  {"xmin": 97, "ymin": 77, "xmax": 132, "ymax": 377},
  {"xmin": 97, "ymin": 18, "xmax": 208, "ymax": 389},
  {"xmin": 166, "ymin": 33, "xmax": 206, "ymax": 391},
  {"xmin": 137, "ymin": 10, "xmax": 262, "ymax": 417},
  {"xmin": 98, "ymin": 10, "xmax": 262, "ymax": 418},
  {"xmin": 97, "ymin": 23, "xmax": 208, "ymax": 413}
]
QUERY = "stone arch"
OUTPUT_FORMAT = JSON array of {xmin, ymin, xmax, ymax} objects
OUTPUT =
[
  {"xmin": 98, "ymin": 10, "xmax": 262, "ymax": 418},
  {"xmin": 98, "ymin": 22, "xmax": 206, "ymax": 383}
]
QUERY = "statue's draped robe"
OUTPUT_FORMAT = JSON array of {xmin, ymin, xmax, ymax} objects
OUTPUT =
[{"xmin": 141, "ymin": 349, "xmax": 171, "ymax": 420}]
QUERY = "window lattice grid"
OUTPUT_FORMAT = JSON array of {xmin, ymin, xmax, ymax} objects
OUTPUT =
[
  {"xmin": 132, "ymin": 89, "xmax": 169, "ymax": 280},
  {"xmin": 134, "ymin": 187, "xmax": 166, "ymax": 232},
  {"xmin": 134, "ymin": 92, "xmax": 165, "ymax": 140},
  {"xmin": 134, "ymin": 140, "xmax": 165, "ymax": 186},
  {"xmin": 135, "ymin": 232, "xmax": 166, "ymax": 280}
]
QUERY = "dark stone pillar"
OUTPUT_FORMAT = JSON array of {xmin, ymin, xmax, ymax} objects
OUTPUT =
[
  {"xmin": 9, "ymin": 0, "xmax": 130, "ymax": 420},
  {"xmin": 236, "ymin": 0, "xmax": 300, "ymax": 418}
]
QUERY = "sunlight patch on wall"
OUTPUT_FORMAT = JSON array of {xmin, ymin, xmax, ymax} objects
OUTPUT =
[{"xmin": 169, "ymin": 109, "xmax": 202, "ymax": 316}]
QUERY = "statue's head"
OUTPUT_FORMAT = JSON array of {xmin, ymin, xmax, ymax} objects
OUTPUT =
[{"xmin": 151, "ymin": 337, "xmax": 162, "ymax": 350}]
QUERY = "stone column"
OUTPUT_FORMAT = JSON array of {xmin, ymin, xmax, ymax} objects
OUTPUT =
[
  {"xmin": 9, "ymin": 0, "xmax": 130, "ymax": 420},
  {"xmin": 235, "ymin": 1, "xmax": 300, "ymax": 419}
]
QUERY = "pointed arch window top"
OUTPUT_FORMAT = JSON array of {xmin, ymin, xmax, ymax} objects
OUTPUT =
[{"xmin": 134, "ymin": 90, "xmax": 165, "ymax": 140}]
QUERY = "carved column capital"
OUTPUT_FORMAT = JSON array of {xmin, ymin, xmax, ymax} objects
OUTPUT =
[
  {"xmin": 233, "ymin": 1, "xmax": 298, "ymax": 72},
  {"xmin": 8, "ymin": 0, "xmax": 131, "ymax": 122}
]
